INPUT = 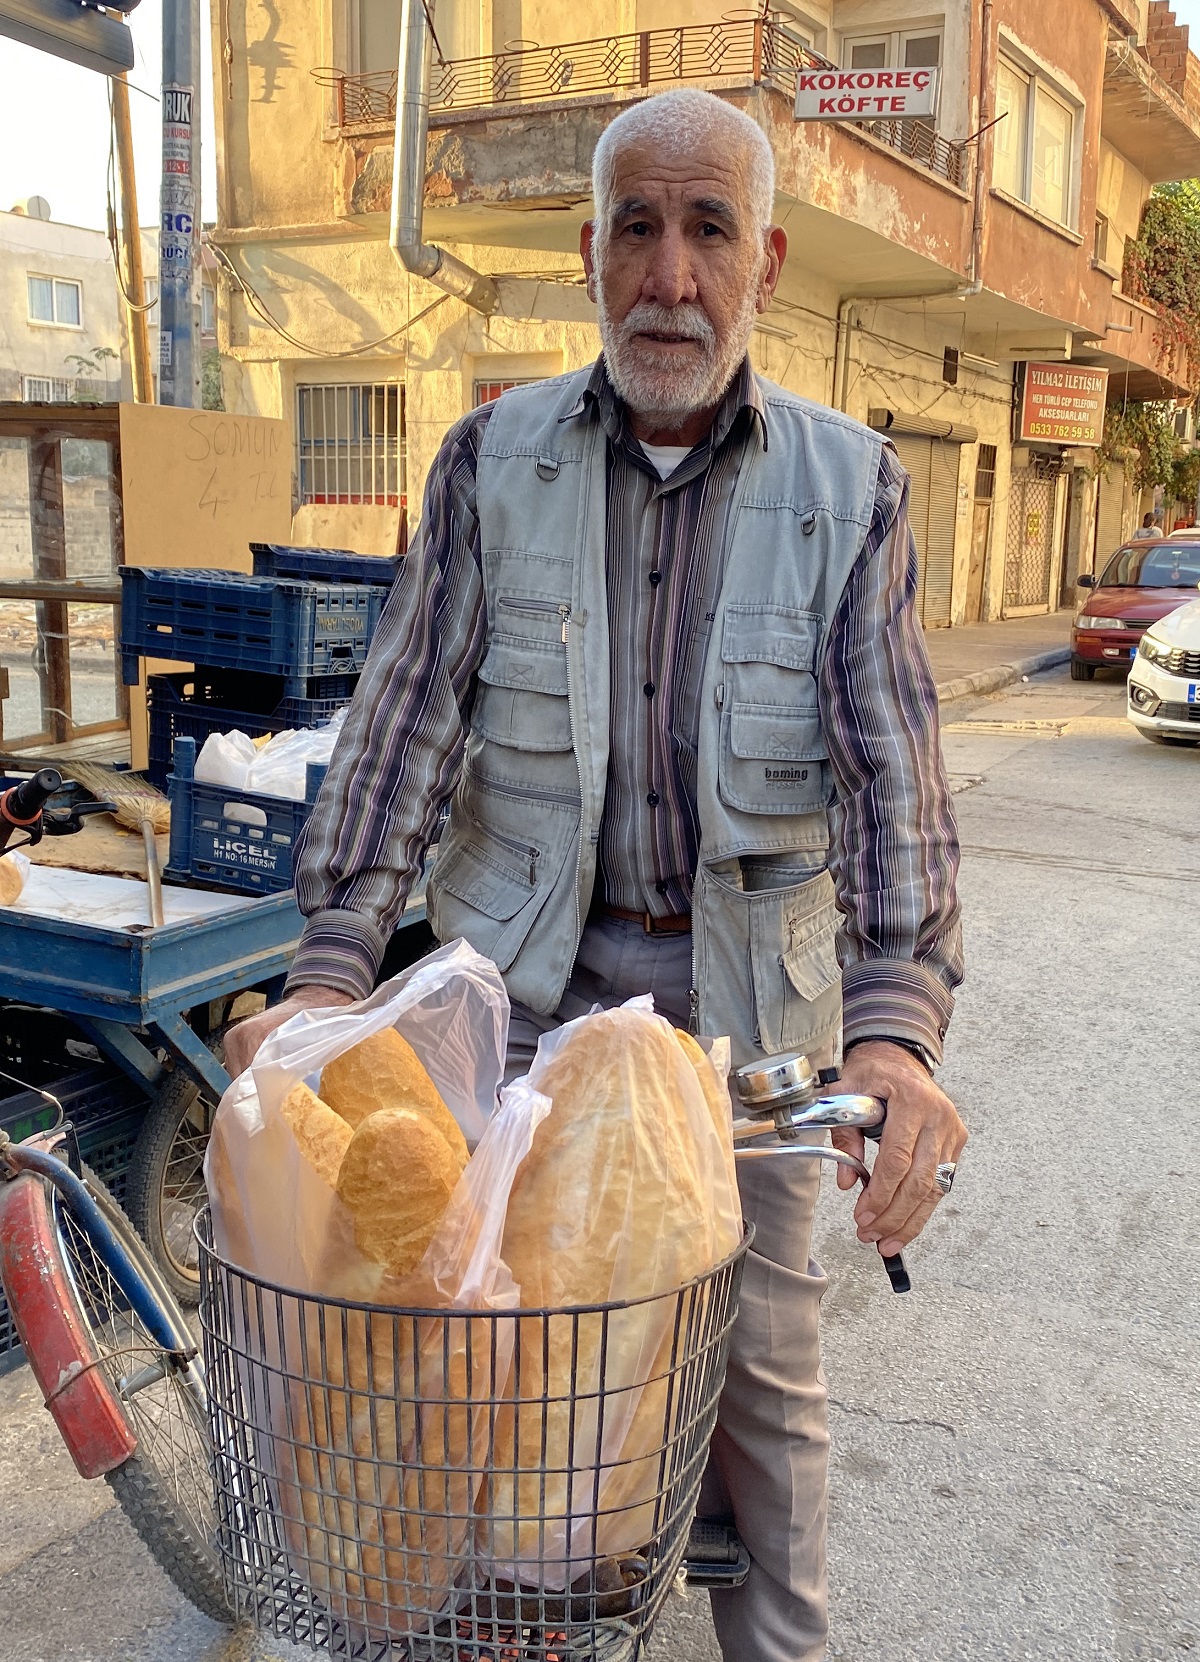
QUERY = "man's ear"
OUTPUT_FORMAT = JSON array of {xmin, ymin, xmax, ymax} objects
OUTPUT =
[
  {"xmin": 757, "ymin": 226, "xmax": 788, "ymax": 313},
  {"xmin": 581, "ymin": 220, "xmax": 598, "ymax": 304}
]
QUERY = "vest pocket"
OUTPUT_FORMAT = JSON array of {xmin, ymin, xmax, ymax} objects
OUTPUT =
[
  {"xmin": 474, "ymin": 636, "xmax": 572, "ymax": 753},
  {"xmin": 717, "ymin": 605, "xmax": 831, "ymax": 815},
  {"xmin": 427, "ymin": 825, "xmax": 572, "ymax": 973}
]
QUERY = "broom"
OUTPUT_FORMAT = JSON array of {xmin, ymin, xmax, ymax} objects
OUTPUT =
[{"xmin": 67, "ymin": 762, "xmax": 170, "ymax": 926}]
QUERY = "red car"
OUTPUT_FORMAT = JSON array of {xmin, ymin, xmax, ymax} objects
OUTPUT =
[{"xmin": 1072, "ymin": 537, "xmax": 1200, "ymax": 680}]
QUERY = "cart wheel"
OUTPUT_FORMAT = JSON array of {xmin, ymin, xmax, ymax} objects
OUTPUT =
[
  {"xmin": 126, "ymin": 1044, "xmax": 222, "ymax": 1309},
  {"xmin": 46, "ymin": 1168, "xmax": 230, "ymax": 1623}
]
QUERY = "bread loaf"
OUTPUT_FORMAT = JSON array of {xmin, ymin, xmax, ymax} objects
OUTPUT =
[
  {"xmin": 278, "ymin": 1082, "xmax": 353, "ymax": 1187},
  {"xmin": 482, "ymin": 1007, "xmax": 740, "ymax": 1574},
  {"xmin": 322, "ymin": 1027, "xmax": 469, "ymax": 1165},
  {"xmin": 0, "ymin": 857, "xmax": 25, "ymax": 908},
  {"xmin": 335, "ymin": 1106, "xmax": 467, "ymax": 1278}
]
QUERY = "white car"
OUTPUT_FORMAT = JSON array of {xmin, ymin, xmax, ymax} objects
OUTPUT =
[{"xmin": 1127, "ymin": 597, "xmax": 1200, "ymax": 746}]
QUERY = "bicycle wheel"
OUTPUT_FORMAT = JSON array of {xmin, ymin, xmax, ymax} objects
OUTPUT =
[
  {"xmin": 126, "ymin": 1060, "xmax": 217, "ymax": 1308},
  {"xmin": 49, "ymin": 1167, "xmax": 231, "ymax": 1623}
]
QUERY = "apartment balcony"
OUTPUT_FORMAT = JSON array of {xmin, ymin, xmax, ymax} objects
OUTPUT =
[
  {"xmin": 312, "ymin": 17, "xmax": 974, "ymax": 301},
  {"xmin": 1103, "ymin": 27, "xmax": 1200, "ymax": 182}
]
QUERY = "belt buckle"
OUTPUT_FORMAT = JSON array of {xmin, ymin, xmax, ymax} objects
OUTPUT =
[{"xmin": 642, "ymin": 911, "xmax": 657, "ymax": 935}]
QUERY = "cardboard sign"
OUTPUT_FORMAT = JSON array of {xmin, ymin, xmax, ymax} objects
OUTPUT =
[
  {"xmin": 1019, "ymin": 363, "xmax": 1109, "ymax": 447},
  {"xmin": 794, "ymin": 67, "xmax": 939, "ymax": 121}
]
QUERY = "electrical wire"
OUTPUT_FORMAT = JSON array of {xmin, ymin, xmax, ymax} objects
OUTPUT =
[
  {"xmin": 209, "ymin": 241, "xmax": 454, "ymax": 358},
  {"xmin": 105, "ymin": 83, "xmax": 156, "ymax": 315}
]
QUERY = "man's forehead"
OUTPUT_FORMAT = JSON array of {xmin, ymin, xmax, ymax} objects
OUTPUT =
[{"xmin": 606, "ymin": 139, "xmax": 749, "ymax": 209}]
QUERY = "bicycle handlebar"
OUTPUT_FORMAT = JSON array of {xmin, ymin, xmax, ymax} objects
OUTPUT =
[{"xmin": 0, "ymin": 769, "xmax": 62, "ymax": 854}]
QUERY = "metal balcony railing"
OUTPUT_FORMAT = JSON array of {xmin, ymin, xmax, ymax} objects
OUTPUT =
[{"xmin": 313, "ymin": 18, "xmax": 968, "ymax": 191}]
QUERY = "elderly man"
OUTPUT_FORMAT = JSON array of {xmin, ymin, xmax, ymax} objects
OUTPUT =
[{"xmin": 228, "ymin": 86, "xmax": 966, "ymax": 1662}]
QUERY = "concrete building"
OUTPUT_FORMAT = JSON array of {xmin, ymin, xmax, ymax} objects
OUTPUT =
[
  {"xmin": 0, "ymin": 198, "xmax": 124, "ymax": 405},
  {"xmin": 208, "ymin": 0, "xmax": 1200, "ymax": 621}
]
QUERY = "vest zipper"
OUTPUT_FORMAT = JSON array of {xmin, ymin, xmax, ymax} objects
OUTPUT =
[
  {"xmin": 688, "ymin": 986, "xmax": 699, "ymax": 1035},
  {"xmin": 473, "ymin": 773, "xmax": 580, "ymax": 809},
  {"xmin": 487, "ymin": 827, "xmax": 541, "ymax": 887}
]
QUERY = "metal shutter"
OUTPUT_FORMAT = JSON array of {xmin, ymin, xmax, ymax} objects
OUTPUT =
[{"xmin": 889, "ymin": 433, "xmax": 958, "ymax": 628}]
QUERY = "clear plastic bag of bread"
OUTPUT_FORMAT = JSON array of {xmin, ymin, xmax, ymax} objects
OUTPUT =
[
  {"xmin": 204, "ymin": 939, "xmax": 551, "ymax": 1647},
  {"xmin": 478, "ymin": 996, "xmax": 742, "ymax": 1592}
]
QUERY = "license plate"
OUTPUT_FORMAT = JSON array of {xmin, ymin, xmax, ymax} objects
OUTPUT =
[
  {"xmin": 1130, "ymin": 646, "xmax": 1137, "ymax": 659},
  {"xmin": 1190, "ymin": 684, "xmax": 1198, "ymax": 704}
]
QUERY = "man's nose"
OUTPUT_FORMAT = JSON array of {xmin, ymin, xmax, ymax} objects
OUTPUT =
[{"xmin": 643, "ymin": 228, "xmax": 697, "ymax": 309}]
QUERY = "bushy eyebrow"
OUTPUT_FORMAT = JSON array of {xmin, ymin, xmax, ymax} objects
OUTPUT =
[
  {"xmin": 691, "ymin": 196, "xmax": 738, "ymax": 227},
  {"xmin": 611, "ymin": 195, "xmax": 654, "ymax": 223}
]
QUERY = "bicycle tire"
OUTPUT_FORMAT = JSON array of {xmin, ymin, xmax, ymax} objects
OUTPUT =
[
  {"xmin": 51, "ymin": 1166, "xmax": 231, "ymax": 1624},
  {"xmin": 125, "ymin": 1039, "xmax": 222, "ymax": 1308}
]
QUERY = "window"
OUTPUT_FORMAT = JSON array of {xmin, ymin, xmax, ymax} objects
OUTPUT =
[
  {"xmin": 1094, "ymin": 213, "xmax": 1110, "ymax": 266},
  {"xmin": 27, "ymin": 275, "xmax": 82, "ymax": 327},
  {"xmin": 473, "ymin": 378, "xmax": 536, "ymax": 407},
  {"xmin": 22, "ymin": 376, "xmax": 71, "ymax": 403},
  {"xmin": 993, "ymin": 54, "xmax": 1076, "ymax": 228},
  {"xmin": 201, "ymin": 284, "xmax": 216, "ymax": 334},
  {"xmin": 974, "ymin": 443, "xmax": 997, "ymax": 501},
  {"xmin": 358, "ymin": 0, "xmax": 399, "ymax": 72},
  {"xmin": 297, "ymin": 382, "xmax": 404, "ymax": 506},
  {"xmin": 143, "ymin": 277, "xmax": 159, "ymax": 312},
  {"xmin": 843, "ymin": 29, "xmax": 942, "ymax": 73}
]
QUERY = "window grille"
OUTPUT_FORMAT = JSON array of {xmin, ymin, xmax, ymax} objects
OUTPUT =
[
  {"xmin": 22, "ymin": 376, "xmax": 71, "ymax": 403},
  {"xmin": 473, "ymin": 378, "xmax": 536, "ymax": 407},
  {"xmin": 974, "ymin": 443, "xmax": 997, "ymax": 501},
  {"xmin": 296, "ymin": 382, "xmax": 404, "ymax": 506}
]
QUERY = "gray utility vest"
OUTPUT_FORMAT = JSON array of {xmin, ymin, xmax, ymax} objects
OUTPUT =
[{"xmin": 425, "ymin": 366, "xmax": 884, "ymax": 1065}]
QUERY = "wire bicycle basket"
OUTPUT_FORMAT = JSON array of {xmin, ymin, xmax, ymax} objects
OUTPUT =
[{"xmin": 197, "ymin": 1213, "xmax": 749, "ymax": 1661}]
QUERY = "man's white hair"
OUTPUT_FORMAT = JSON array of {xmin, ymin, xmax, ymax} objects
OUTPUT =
[{"xmin": 591, "ymin": 88, "xmax": 776, "ymax": 234}]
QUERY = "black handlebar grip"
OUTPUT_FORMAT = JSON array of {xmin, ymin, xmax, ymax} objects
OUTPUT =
[
  {"xmin": 882, "ymin": 1252, "xmax": 911, "ymax": 1294},
  {"xmin": 7, "ymin": 769, "xmax": 62, "ymax": 822}
]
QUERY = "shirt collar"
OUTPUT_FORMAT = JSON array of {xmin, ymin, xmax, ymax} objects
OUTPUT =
[{"xmin": 560, "ymin": 354, "xmax": 768, "ymax": 456}]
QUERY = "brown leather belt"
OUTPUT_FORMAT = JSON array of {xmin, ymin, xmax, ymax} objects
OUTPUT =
[{"xmin": 600, "ymin": 903, "xmax": 692, "ymax": 936}]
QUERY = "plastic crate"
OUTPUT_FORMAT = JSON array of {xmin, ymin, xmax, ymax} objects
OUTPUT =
[
  {"xmin": 0, "ymin": 1006, "xmax": 149, "ymax": 1374},
  {"xmin": 119, "ymin": 568, "xmax": 388, "ymax": 686},
  {"xmin": 165, "ymin": 734, "xmax": 327, "ymax": 895},
  {"xmin": 250, "ymin": 542, "xmax": 401, "ymax": 587},
  {"xmin": 145, "ymin": 669, "xmax": 356, "ymax": 789}
]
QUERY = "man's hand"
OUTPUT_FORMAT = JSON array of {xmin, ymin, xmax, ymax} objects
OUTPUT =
[
  {"xmin": 830, "ymin": 1040, "xmax": 967, "ymax": 1260},
  {"xmin": 224, "ymin": 985, "xmax": 355, "ymax": 1079}
]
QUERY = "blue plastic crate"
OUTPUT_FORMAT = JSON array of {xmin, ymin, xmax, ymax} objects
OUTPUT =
[
  {"xmin": 119, "ymin": 568, "xmax": 388, "ymax": 685},
  {"xmin": 165, "ymin": 735, "xmax": 327, "ymax": 895},
  {"xmin": 250, "ymin": 543, "xmax": 401, "ymax": 587},
  {"xmin": 145, "ymin": 669, "xmax": 356, "ymax": 789}
]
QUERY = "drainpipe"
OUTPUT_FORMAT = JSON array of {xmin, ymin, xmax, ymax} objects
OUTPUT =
[
  {"xmin": 964, "ymin": 0, "xmax": 994, "ymax": 299},
  {"xmin": 390, "ymin": 0, "xmax": 499, "ymax": 314}
]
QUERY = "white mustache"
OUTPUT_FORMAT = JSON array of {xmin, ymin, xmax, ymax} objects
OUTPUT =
[{"xmin": 619, "ymin": 302, "xmax": 716, "ymax": 350}]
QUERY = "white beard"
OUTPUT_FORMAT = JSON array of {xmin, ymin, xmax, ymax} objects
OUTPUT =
[{"xmin": 594, "ymin": 259, "xmax": 761, "ymax": 427}]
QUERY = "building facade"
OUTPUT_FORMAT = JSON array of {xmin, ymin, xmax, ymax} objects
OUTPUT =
[{"xmin": 208, "ymin": 0, "xmax": 1200, "ymax": 620}]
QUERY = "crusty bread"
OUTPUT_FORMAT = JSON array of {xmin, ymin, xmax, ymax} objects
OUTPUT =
[
  {"xmin": 321, "ymin": 1028, "xmax": 469, "ymax": 1165},
  {"xmin": 278, "ymin": 1082, "xmax": 353, "ymax": 1187},
  {"xmin": 482, "ymin": 1007, "xmax": 740, "ymax": 1573},
  {"xmin": 335, "ymin": 1106, "xmax": 467, "ymax": 1278},
  {"xmin": 0, "ymin": 858, "xmax": 24, "ymax": 908},
  {"xmin": 674, "ymin": 1028, "xmax": 739, "ymax": 1198}
]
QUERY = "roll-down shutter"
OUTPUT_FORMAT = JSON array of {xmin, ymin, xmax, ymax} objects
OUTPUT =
[{"xmin": 888, "ymin": 433, "xmax": 961, "ymax": 629}]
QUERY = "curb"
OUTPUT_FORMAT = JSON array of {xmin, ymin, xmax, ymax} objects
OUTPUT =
[{"xmin": 936, "ymin": 646, "xmax": 1071, "ymax": 706}]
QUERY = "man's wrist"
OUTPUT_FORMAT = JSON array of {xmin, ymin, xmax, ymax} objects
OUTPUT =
[{"xmin": 844, "ymin": 1035, "xmax": 936, "ymax": 1075}]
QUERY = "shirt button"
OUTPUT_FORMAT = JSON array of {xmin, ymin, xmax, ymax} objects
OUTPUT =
[
  {"xmin": 647, "ymin": 791, "xmax": 660, "ymax": 807},
  {"xmin": 648, "ymin": 570, "xmax": 662, "ymax": 586},
  {"xmin": 643, "ymin": 682, "xmax": 655, "ymax": 698},
  {"xmin": 656, "ymin": 880, "xmax": 669, "ymax": 895}
]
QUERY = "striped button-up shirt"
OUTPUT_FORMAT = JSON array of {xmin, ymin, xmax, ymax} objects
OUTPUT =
[{"xmin": 289, "ymin": 358, "xmax": 963, "ymax": 1062}]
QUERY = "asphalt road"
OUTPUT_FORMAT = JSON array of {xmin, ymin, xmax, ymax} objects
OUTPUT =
[{"xmin": 0, "ymin": 663, "xmax": 1196, "ymax": 1662}]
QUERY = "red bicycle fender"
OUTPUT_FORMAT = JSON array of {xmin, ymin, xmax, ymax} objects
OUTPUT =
[{"xmin": 0, "ymin": 1173, "xmax": 136, "ymax": 1479}]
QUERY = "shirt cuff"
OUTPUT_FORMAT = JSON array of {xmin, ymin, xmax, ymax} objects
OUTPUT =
[
  {"xmin": 285, "ymin": 908, "xmax": 390, "ymax": 1003},
  {"xmin": 840, "ymin": 958, "xmax": 956, "ymax": 1067}
]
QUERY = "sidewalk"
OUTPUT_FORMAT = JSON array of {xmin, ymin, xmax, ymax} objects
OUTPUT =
[{"xmin": 922, "ymin": 609, "xmax": 1073, "ymax": 704}]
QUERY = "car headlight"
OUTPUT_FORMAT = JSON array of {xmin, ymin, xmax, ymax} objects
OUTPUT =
[
  {"xmin": 1138, "ymin": 634, "xmax": 1173, "ymax": 667},
  {"xmin": 1075, "ymin": 616, "xmax": 1126, "ymax": 630}
]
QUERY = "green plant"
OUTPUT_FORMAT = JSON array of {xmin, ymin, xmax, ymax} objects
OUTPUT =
[
  {"xmin": 1094, "ymin": 400, "xmax": 1185, "ymax": 490},
  {"xmin": 201, "ymin": 349, "xmax": 225, "ymax": 411},
  {"xmin": 64, "ymin": 345, "xmax": 119, "ymax": 402},
  {"xmin": 1123, "ymin": 188, "xmax": 1200, "ymax": 386}
]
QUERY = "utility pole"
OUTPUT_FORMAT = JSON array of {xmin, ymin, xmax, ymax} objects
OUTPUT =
[
  {"xmin": 159, "ymin": 0, "xmax": 201, "ymax": 406},
  {"xmin": 112, "ymin": 76, "xmax": 153, "ymax": 403}
]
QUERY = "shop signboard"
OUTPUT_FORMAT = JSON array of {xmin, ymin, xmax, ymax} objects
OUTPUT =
[
  {"xmin": 794, "ymin": 67, "xmax": 939, "ymax": 121},
  {"xmin": 1019, "ymin": 362, "xmax": 1109, "ymax": 447}
]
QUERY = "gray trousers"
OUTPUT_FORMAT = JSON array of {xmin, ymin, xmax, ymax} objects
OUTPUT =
[{"xmin": 506, "ymin": 916, "xmax": 829, "ymax": 1662}]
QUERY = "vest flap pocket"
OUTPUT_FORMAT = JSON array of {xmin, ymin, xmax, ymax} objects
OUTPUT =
[
  {"xmin": 782, "ymin": 901, "xmax": 841, "ymax": 1001},
  {"xmin": 722, "ymin": 605, "xmax": 821, "ymax": 671},
  {"xmin": 479, "ymin": 638, "xmax": 568, "ymax": 696},
  {"xmin": 427, "ymin": 837, "xmax": 531, "ymax": 921},
  {"xmin": 730, "ymin": 703, "xmax": 825, "ymax": 762}
]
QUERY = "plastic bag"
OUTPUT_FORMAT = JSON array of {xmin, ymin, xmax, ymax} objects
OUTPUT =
[
  {"xmin": 204, "ymin": 940, "xmax": 551, "ymax": 1643},
  {"xmin": 478, "ymin": 996, "xmax": 742, "ymax": 1588},
  {"xmin": 243, "ymin": 709, "xmax": 347, "ymax": 801},
  {"xmin": 194, "ymin": 728, "xmax": 257, "ymax": 788}
]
